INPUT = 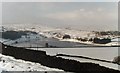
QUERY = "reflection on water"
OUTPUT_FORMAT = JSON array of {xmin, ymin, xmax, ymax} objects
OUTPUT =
[
  {"xmin": 36, "ymin": 47, "xmax": 118, "ymax": 60},
  {"xmin": 11, "ymin": 38, "xmax": 93, "ymax": 48}
]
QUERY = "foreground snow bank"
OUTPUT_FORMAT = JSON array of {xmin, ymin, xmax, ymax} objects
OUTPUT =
[{"xmin": 0, "ymin": 54, "xmax": 62, "ymax": 71}]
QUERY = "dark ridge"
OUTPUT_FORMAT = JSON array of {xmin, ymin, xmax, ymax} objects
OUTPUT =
[
  {"xmin": 1, "ymin": 71, "xmax": 70, "ymax": 73},
  {"xmin": 0, "ymin": 30, "xmax": 38, "ymax": 40},
  {"xmin": 0, "ymin": 43, "xmax": 120, "ymax": 73},
  {"xmin": 93, "ymin": 37, "xmax": 111, "ymax": 44},
  {"xmin": 56, "ymin": 54, "xmax": 119, "ymax": 65}
]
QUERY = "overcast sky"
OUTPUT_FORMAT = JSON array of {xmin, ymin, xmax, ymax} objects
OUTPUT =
[{"xmin": 2, "ymin": 2, "xmax": 118, "ymax": 31}]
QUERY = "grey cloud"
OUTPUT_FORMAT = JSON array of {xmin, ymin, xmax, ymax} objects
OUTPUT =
[{"xmin": 2, "ymin": 2, "xmax": 118, "ymax": 31}]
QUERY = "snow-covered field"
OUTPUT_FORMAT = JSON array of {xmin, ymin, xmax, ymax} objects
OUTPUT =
[{"xmin": 0, "ymin": 53, "xmax": 64, "ymax": 72}]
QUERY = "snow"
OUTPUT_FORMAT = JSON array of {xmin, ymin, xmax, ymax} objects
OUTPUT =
[
  {"xmin": 1, "ymin": 24, "xmax": 120, "ymax": 48},
  {"xmin": 2, "ymin": 24, "xmax": 120, "ymax": 46},
  {"xmin": 1, "ymin": 24, "xmax": 94, "ymax": 38},
  {"xmin": 111, "ymin": 38, "xmax": 120, "ymax": 42},
  {"xmin": 0, "ymin": 53, "xmax": 63, "ymax": 72},
  {"xmin": 106, "ymin": 42, "xmax": 120, "ymax": 46},
  {"xmin": 0, "ymin": 38, "xmax": 10, "ymax": 43}
]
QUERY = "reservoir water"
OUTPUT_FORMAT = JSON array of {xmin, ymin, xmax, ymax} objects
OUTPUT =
[{"xmin": 30, "ymin": 47, "xmax": 120, "ymax": 70}]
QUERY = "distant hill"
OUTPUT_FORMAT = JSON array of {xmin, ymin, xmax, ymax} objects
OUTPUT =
[{"xmin": 0, "ymin": 30, "xmax": 37, "ymax": 40}]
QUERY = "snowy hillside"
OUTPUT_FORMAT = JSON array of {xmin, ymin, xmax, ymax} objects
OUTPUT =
[
  {"xmin": 1, "ymin": 24, "xmax": 95, "ymax": 38},
  {"xmin": 1, "ymin": 24, "xmax": 120, "ymax": 47},
  {"xmin": 0, "ymin": 24, "xmax": 95, "ymax": 47}
]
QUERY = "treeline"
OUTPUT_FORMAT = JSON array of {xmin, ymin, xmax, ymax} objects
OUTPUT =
[
  {"xmin": 95, "ymin": 31, "xmax": 120, "ymax": 36},
  {"xmin": 93, "ymin": 37, "xmax": 111, "ymax": 44},
  {"xmin": 76, "ymin": 37, "xmax": 111, "ymax": 44}
]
